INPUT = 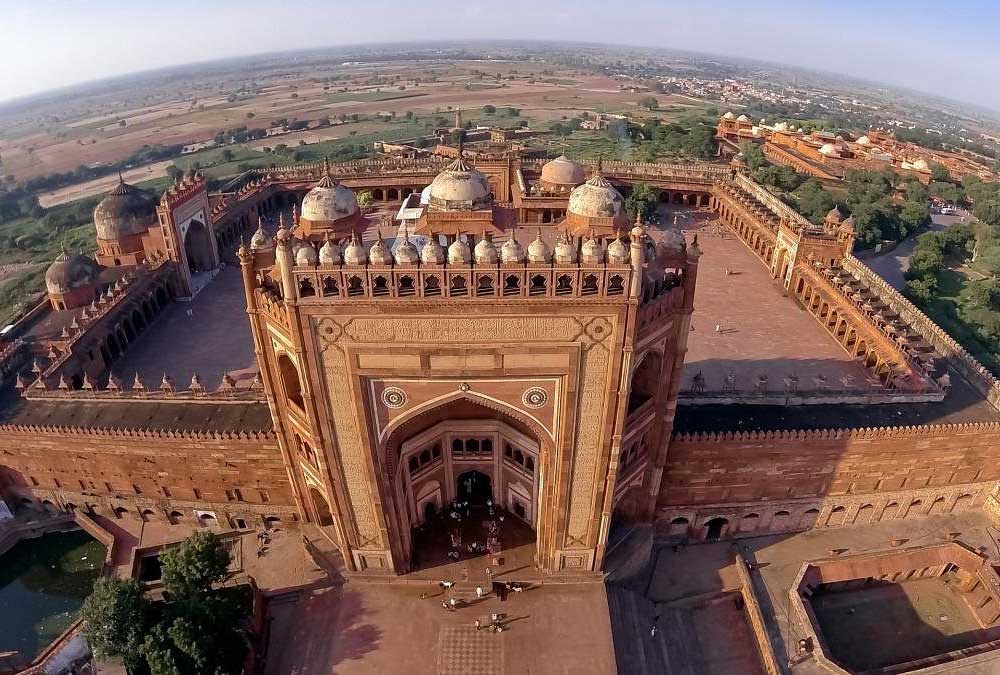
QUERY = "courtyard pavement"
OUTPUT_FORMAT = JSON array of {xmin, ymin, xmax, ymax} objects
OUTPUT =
[
  {"xmin": 649, "ymin": 207, "xmax": 871, "ymax": 397},
  {"xmin": 264, "ymin": 581, "xmax": 616, "ymax": 675},
  {"xmin": 110, "ymin": 265, "xmax": 257, "ymax": 389},
  {"xmin": 641, "ymin": 511, "xmax": 1000, "ymax": 674}
]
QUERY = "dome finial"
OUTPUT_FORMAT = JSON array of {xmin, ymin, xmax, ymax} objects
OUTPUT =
[{"xmin": 118, "ymin": 171, "xmax": 125, "ymax": 185}]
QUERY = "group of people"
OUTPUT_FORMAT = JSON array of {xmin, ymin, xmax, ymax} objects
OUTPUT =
[{"xmin": 434, "ymin": 578, "xmax": 528, "ymax": 633}]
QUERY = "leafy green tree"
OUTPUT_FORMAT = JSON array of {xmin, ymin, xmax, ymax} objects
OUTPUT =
[
  {"xmin": 793, "ymin": 180, "xmax": 837, "ymax": 224},
  {"xmin": 221, "ymin": 149, "xmax": 235, "ymax": 162},
  {"xmin": 80, "ymin": 578, "xmax": 148, "ymax": 669},
  {"xmin": 929, "ymin": 162, "xmax": 951, "ymax": 183},
  {"xmin": 739, "ymin": 142, "xmax": 767, "ymax": 171},
  {"xmin": 905, "ymin": 275, "xmax": 938, "ymax": 303},
  {"xmin": 637, "ymin": 95, "xmax": 658, "ymax": 110},
  {"xmin": 481, "ymin": 105, "xmax": 496, "ymax": 114},
  {"xmin": 974, "ymin": 198, "xmax": 1000, "ymax": 228},
  {"xmin": 900, "ymin": 199, "xmax": 931, "ymax": 233},
  {"xmin": 160, "ymin": 530, "xmax": 230, "ymax": 599},
  {"xmin": 625, "ymin": 183, "xmax": 658, "ymax": 223},
  {"xmin": 357, "ymin": 191, "xmax": 373, "ymax": 208}
]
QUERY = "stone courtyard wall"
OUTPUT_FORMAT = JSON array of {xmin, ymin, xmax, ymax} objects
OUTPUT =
[
  {"xmin": 0, "ymin": 425, "xmax": 298, "ymax": 528},
  {"xmin": 657, "ymin": 424, "xmax": 1000, "ymax": 538}
]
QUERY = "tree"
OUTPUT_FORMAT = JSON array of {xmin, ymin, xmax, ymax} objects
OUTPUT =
[
  {"xmin": 449, "ymin": 128, "xmax": 465, "ymax": 145},
  {"xmin": 221, "ymin": 149, "xmax": 235, "ymax": 162},
  {"xmin": 929, "ymin": 162, "xmax": 951, "ymax": 183},
  {"xmin": 246, "ymin": 112, "xmax": 255, "ymax": 119},
  {"xmin": 637, "ymin": 95, "xmax": 658, "ymax": 110},
  {"xmin": 793, "ymin": 180, "xmax": 837, "ymax": 224},
  {"xmin": 625, "ymin": 183, "xmax": 658, "ymax": 223},
  {"xmin": 160, "ymin": 530, "xmax": 230, "ymax": 599},
  {"xmin": 165, "ymin": 164, "xmax": 183, "ymax": 183},
  {"xmin": 974, "ymin": 198, "xmax": 1000, "ymax": 228},
  {"xmin": 900, "ymin": 199, "xmax": 931, "ymax": 233},
  {"xmin": 80, "ymin": 578, "xmax": 148, "ymax": 669},
  {"xmin": 739, "ymin": 142, "xmax": 767, "ymax": 172},
  {"xmin": 357, "ymin": 191, "xmax": 373, "ymax": 209},
  {"xmin": 482, "ymin": 105, "xmax": 496, "ymax": 114}
]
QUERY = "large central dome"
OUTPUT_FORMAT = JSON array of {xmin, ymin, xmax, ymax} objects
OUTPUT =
[
  {"xmin": 540, "ymin": 155, "xmax": 585, "ymax": 188},
  {"xmin": 426, "ymin": 158, "xmax": 492, "ymax": 211},
  {"xmin": 93, "ymin": 178, "xmax": 157, "ymax": 241},
  {"xmin": 568, "ymin": 175, "xmax": 625, "ymax": 220},
  {"xmin": 300, "ymin": 174, "xmax": 360, "ymax": 224}
]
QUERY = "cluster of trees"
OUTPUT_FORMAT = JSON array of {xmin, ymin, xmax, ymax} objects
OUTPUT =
[
  {"xmin": 81, "ymin": 531, "xmax": 250, "ymax": 675},
  {"xmin": 904, "ymin": 223, "xmax": 975, "ymax": 303},
  {"xmin": 964, "ymin": 176, "xmax": 1000, "ymax": 228},
  {"xmin": 843, "ymin": 170, "xmax": 931, "ymax": 248},
  {"xmin": 637, "ymin": 118, "xmax": 715, "ymax": 160}
]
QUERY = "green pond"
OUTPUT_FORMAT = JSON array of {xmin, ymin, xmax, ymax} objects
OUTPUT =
[{"xmin": 0, "ymin": 529, "xmax": 105, "ymax": 667}]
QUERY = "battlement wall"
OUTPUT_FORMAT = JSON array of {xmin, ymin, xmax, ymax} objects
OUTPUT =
[{"xmin": 663, "ymin": 423, "xmax": 1000, "ymax": 507}]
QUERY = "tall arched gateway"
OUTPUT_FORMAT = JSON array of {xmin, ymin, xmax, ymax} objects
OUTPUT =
[{"xmin": 239, "ymin": 177, "xmax": 701, "ymax": 577}]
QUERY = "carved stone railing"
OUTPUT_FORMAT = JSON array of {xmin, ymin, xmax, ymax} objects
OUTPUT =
[
  {"xmin": 843, "ymin": 254, "xmax": 1000, "ymax": 410},
  {"xmin": 734, "ymin": 173, "xmax": 813, "ymax": 230}
]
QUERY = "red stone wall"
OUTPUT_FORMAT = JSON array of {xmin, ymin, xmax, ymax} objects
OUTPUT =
[
  {"xmin": 659, "ymin": 425, "xmax": 1000, "ymax": 507},
  {"xmin": 0, "ymin": 426, "xmax": 296, "ymax": 519}
]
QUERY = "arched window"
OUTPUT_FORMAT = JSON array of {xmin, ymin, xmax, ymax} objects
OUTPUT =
[
  {"xmin": 465, "ymin": 439, "xmax": 480, "ymax": 453},
  {"xmin": 452, "ymin": 439, "xmax": 463, "ymax": 454},
  {"xmin": 372, "ymin": 275, "xmax": 390, "ymax": 297},
  {"xmin": 582, "ymin": 274, "xmax": 599, "ymax": 296},
  {"xmin": 503, "ymin": 275, "xmax": 520, "ymax": 296},
  {"xmin": 524, "ymin": 456, "xmax": 534, "ymax": 473},
  {"xmin": 322, "ymin": 276, "xmax": 339, "ymax": 296},
  {"xmin": 424, "ymin": 275, "xmax": 441, "ymax": 296},
  {"xmin": 477, "ymin": 275, "xmax": 495, "ymax": 297},
  {"xmin": 529, "ymin": 274, "xmax": 547, "ymax": 296},
  {"xmin": 408, "ymin": 456, "xmax": 419, "ymax": 473},
  {"xmin": 608, "ymin": 275, "xmax": 625, "ymax": 295},
  {"xmin": 347, "ymin": 275, "xmax": 364, "ymax": 296},
  {"xmin": 482, "ymin": 438, "xmax": 493, "ymax": 454},
  {"xmin": 450, "ymin": 276, "xmax": 468, "ymax": 296},
  {"xmin": 277, "ymin": 354, "xmax": 304, "ymax": 409},
  {"xmin": 398, "ymin": 275, "xmax": 416, "ymax": 297},
  {"xmin": 299, "ymin": 278, "xmax": 316, "ymax": 298},
  {"xmin": 419, "ymin": 449, "xmax": 431, "ymax": 465}
]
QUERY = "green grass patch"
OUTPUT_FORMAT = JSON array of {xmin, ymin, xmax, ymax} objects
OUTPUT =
[{"xmin": 324, "ymin": 90, "xmax": 426, "ymax": 104}]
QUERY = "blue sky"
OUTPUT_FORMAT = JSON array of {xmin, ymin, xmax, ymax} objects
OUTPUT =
[{"xmin": 1, "ymin": 0, "xmax": 998, "ymax": 110}]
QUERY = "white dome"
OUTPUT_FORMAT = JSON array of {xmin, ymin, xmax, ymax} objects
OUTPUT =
[
  {"xmin": 343, "ymin": 232, "xmax": 367, "ymax": 265},
  {"xmin": 581, "ymin": 236, "xmax": 604, "ymax": 265},
  {"xmin": 736, "ymin": 114, "xmax": 749, "ymax": 122},
  {"xmin": 421, "ymin": 235, "xmax": 445, "ymax": 264},
  {"xmin": 553, "ymin": 234, "xmax": 577, "ymax": 264},
  {"xmin": 427, "ymin": 158, "xmax": 492, "ymax": 211},
  {"xmin": 501, "ymin": 233, "xmax": 524, "ymax": 264},
  {"xmin": 448, "ymin": 235, "xmax": 472, "ymax": 264},
  {"xmin": 608, "ymin": 237, "xmax": 629, "ymax": 264},
  {"xmin": 295, "ymin": 243, "xmax": 318, "ymax": 266},
  {"xmin": 473, "ymin": 233, "xmax": 499, "ymax": 265},
  {"xmin": 857, "ymin": 135, "xmax": 871, "ymax": 146},
  {"xmin": 369, "ymin": 236, "xmax": 393, "ymax": 266},
  {"xmin": 250, "ymin": 219, "xmax": 272, "ymax": 250},
  {"xmin": 568, "ymin": 175, "xmax": 625, "ymax": 220},
  {"xmin": 722, "ymin": 111, "xmax": 735, "ymax": 120},
  {"xmin": 301, "ymin": 174, "xmax": 360, "ymax": 223},
  {"xmin": 774, "ymin": 122, "xmax": 790, "ymax": 132},
  {"xmin": 912, "ymin": 158, "xmax": 930, "ymax": 171},
  {"xmin": 420, "ymin": 185, "xmax": 433, "ymax": 205},
  {"xmin": 818, "ymin": 143, "xmax": 838, "ymax": 156},
  {"xmin": 540, "ymin": 155, "xmax": 585, "ymax": 186},
  {"xmin": 393, "ymin": 232, "xmax": 419, "ymax": 265},
  {"xmin": 527, "ymin": 231, "xmax": 551, "ymax": 264},
  {"xmin": 319, "ymin": 238, "xmax": 342, "ymax": 264}
]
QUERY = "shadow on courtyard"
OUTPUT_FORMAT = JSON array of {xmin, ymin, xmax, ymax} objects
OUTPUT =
[{"xmin": 265, "ymin": 587, "xmax": 382, "ymax": 675}]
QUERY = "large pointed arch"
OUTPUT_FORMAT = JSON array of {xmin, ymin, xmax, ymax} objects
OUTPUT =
[{"xmin": 377, "ymin": 389, "xmax": 556, "ymax": 446}]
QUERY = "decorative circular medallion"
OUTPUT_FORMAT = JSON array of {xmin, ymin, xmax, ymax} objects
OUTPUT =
[
  {"xmin": 522, "ymin": 387, "xmax": 548, "ymax": 409},
  {"xmin": 381, "ymin": 387, "xmax": 407, "ymax": 409}
]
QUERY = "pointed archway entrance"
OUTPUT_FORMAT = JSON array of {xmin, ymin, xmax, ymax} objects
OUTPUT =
[{"xmin": 383, "ymin": 396, "xmax": 548, "ymax": 575}]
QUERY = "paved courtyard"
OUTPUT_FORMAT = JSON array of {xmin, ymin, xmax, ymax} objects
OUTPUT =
[
  {"xmin": 111, "ymin": 265, "xmax": 257, "ymax": 389},
  {"xmin": 650, "ymin": 207, "xmax": 871, "ymax": 397},
  {"xmin": 811, "ymin": 576, "xmax": 991, "ymax": 671},
  {"xmin": 264, "ymin": 581, "xmax": 616, "ymax": 675},
  {"xmin": 643, "ymin": 510, "xmax": 1000, "ymax": 674}
]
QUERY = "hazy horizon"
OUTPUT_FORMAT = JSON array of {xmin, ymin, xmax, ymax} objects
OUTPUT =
[{"xmin": 1, "ymin": 0, "xmax": 999, "ymax": 112}]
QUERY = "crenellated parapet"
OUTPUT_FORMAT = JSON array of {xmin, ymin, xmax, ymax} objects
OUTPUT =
[
  {"xmin": 20, "ymin": 369, "xmax": 264, "ymax": 403},
  {"xmin": 0, "ymin": 422, "xmax": 273, "ymax": 441},
  {"xmin": 673, "ymin": 420, "xmax": 1000, "ymax": 443}
]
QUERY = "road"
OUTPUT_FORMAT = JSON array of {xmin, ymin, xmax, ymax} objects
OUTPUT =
[{"xmin": 861, "ymin": 210, "xmax": 969, "ymax": 290}]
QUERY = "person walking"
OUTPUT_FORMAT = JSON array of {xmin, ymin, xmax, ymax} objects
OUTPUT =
[
  {"xmin": 474, "ymin": 619, "xmax": 481, "ymax": 631},
  {"xmin": 475, "ymin": 586, "xmax": 485, "ymax": 599}
]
